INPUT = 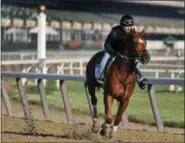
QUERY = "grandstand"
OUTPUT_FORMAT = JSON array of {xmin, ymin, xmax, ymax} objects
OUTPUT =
[{"xmin": 1, "ymin": 1, "xmax": 184, "ymax": 55}]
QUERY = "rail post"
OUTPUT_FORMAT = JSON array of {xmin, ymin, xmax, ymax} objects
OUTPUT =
[
  {"xmin": 16, "ymin": 77, "xmax": 36, "ymax": 134},
  {"xmin": 121, "ymin": 111, "xmax": 129, "ymax": 129},
  {"xmin": 117, "ymin": 102, "xmax": 129, "ymax": 129},
  {"xmin": 37, "ymin": 79, "xmax": 51, "ymax": 121},
  {"xmin": 148, "ymin": 84, "xmax": 164, "ymax": 132},
  {"xmin": 16, "ymin": 78, "xmax": 31, "ymax": 119},
  {"xmin": 59, "ymin": 80, "xmax": 73, "ymax": 122},
  {"xmin": 1, "ymin": 80, "xmax": 13, "ymax": 117}
]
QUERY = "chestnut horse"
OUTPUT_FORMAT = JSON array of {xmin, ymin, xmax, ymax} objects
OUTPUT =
[{"xmin": 85, "ymin": 29, "xmax": 150, "ymax": 138}]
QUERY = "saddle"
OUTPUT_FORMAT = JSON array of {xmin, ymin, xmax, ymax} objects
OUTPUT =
[{"xmin": 95, "ymin": 55, "xmax": 115, "ymax": 83}]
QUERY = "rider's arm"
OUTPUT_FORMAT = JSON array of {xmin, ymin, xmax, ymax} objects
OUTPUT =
[{"xmin": 104, "ymin": 29, "xmax": 117, "ymax": 55}]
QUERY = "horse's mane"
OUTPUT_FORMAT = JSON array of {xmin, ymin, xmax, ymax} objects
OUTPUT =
[{"xmin": 118, "ymin": 33, "xmax": 136, "ymax": 57}]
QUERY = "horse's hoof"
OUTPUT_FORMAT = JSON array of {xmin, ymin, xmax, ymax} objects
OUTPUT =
[
  {"xmin": 103, "ymin": 136, "xmax": 109, "ymax": 141},
  {"xmin": 92, "ymin": 126, "xmax": 99, "ymax": 133},
  {"xmin": 105, "ymin": 127, "xmax": 110, "ymax": 137},
  {"xmin": 92, "ymin": 118, "xmax": 99, "ymax": 133},
  {"xmin": 100, "ymin": 129, "xmax": 105, "ymax": 136},
  {"xmin": 109, "ymin": 130, "xmax": 116, "ymax": 139}
]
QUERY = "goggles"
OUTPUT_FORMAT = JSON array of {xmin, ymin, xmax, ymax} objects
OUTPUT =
[{"xmin": 122, "ymin": 20, "xmax": 134, "ymax": 26}]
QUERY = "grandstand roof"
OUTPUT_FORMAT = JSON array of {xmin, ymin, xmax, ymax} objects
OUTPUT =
[
  {"xmin": 2, "ymin": 5, "xmax": 184, "ymax": 28},
  {"xmin": 2, "ymin": 1, "xmax": 184, "ymax": 19},
  {"xmin": 122, "ymin": 1, "xmax": 184, "ymax": 8}
]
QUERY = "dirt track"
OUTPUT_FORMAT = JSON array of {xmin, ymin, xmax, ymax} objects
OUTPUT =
[{"xmin": 2, "ymin": 100, "xmax": 184, "ymax": 142}]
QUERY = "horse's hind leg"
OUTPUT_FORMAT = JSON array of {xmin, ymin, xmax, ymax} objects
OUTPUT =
[{"xmin": 84, "ymin": 82, "xmax": 99, "ymax": 133}]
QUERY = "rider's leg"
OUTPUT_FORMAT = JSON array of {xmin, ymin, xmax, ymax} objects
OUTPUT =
[
  {"xmin": 134, "ymin": 60, "xmax": 146, "ymax": 89},
  {"xmin": 97, "ymin": 52, "xmax": 110, "ymax": 80}
]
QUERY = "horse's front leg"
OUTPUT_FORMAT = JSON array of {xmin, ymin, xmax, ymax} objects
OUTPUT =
[
  {"xmin": 100, "ymin": 94, "xmax": 114, "ymax": 137},
  {"xmin": 110, "ymin": 99, "xmax": 130, "ymax": 138}
]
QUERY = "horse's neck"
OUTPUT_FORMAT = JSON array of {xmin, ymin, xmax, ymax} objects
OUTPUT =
[
  {"xmin": 116, "ymin": 58, "xmax": 135, "ymax": 74},
  {"xmin": 116, "ymin": 41, "xmax": 136, "ymax": 74}
]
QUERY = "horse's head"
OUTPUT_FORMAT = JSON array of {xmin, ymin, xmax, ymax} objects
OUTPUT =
[{"xmin": 132, "ymin": 28, "xmax": 150, "ymax": 64}]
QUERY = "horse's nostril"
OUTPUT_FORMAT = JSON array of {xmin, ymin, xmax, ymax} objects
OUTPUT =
[{"xmin": 144, "ymin": 56, "xmax": 149, "ymax": 61}]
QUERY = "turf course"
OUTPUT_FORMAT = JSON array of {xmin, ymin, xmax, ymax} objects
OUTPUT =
[{"xmin": 9, "ymin": 80, "xmax": 184, "ymax": 128}]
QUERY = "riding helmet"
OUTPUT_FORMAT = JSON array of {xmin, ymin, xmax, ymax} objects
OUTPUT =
[{"xmin": 120, "ymin": 15, "xmax": 134, "ymax": 26}]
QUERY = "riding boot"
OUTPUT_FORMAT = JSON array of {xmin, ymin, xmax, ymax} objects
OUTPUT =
[{"xmin": 134, "ymin": 64, "xmax": 146, "ymax": 90}]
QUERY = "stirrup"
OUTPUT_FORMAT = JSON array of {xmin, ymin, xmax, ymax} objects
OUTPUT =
[
  {"xmin": 97, "ymin": 78, "xmax": 104, "ymax": 84},
  {"xmin": 97, "ymin": 79, "xmax": 104, "ymax": 84},
  {"xmin": 97, "ymin": 74, "xmax": 104, "ymax": 84}
]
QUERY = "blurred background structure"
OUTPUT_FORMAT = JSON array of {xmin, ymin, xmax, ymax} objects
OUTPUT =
[
  {"xmin": 1, "ymin": 0, "xmax": 184, "ymax": 92},
  {"xmin": 1, "ymin": 0, "xmax": 184, "ymax": 52}
]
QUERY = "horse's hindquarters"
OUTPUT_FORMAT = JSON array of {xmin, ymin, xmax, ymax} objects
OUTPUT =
[{"xmin": 86, "ymin": 51, "xmax": 104, "ymax": 85}]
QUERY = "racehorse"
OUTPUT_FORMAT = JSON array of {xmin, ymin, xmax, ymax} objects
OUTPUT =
[{"xmin": 85, "ymin": 28, "xmax": 150, "ymax": 138}]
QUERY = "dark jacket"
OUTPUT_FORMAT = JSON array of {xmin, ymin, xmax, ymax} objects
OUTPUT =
[{"xmin": 104, "ymin": 25, "xmax": 129, "ymax": 55}]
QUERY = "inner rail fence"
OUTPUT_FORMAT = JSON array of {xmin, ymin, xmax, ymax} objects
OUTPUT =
[
  {"xmin": 2, "ymin": 57, "xmax": 184, "ymax": 85},
  {"xmin": 2, "ymin": 49, "xmax": 184, "ymax": 61},
  {"xmin": 1, "ymin": 71, "xmax": 184, "ymax": 132}
]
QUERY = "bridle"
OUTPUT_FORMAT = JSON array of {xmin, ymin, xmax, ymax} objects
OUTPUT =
[{"xmin": 114, "ymin": 36, "xmax": 146, "ymax": 91}]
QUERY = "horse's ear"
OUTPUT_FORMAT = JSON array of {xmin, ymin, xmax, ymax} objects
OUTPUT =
[{"xmin": 140, "ymin": 28, "xmax": 145, "ymax": 36}]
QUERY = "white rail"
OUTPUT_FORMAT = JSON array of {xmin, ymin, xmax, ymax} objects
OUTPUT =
[
  {"xmin": 2, "ymin": 71, "xmax": 184, "ymax": 132},
  {"xmin": 2, "ymin": 56, "xmax": 184, "ymax": 65},
  {"xmin": 1, "ymin": 71, "xmax": 184, "ymax": 85},
  {"xmin": 2, "ymin": 49, "xmax": 184, "ymax": 61}
]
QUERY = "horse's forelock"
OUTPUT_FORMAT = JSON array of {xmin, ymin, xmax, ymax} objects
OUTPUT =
[{"xmin": 134, "ymin": 28, "xmax": 145, "ymax": 38}]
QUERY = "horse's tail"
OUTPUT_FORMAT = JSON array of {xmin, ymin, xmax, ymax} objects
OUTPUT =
[
  {"xmin": 84, "ymin": 81, "xmax": 88, "ymax": 91},
  {"xmin": 84, "ymin": 81, "xmax": 90, "ymax": 96}
]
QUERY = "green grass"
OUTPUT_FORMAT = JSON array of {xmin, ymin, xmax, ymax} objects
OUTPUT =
[{"xmin": 9, "ymin": 80, "xmax": 184, "ymax": 128}]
